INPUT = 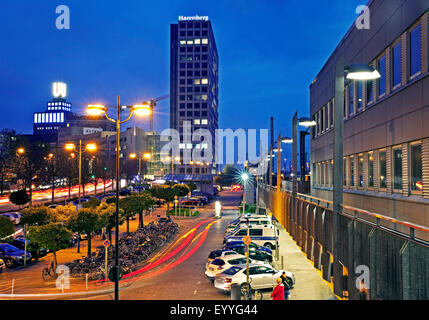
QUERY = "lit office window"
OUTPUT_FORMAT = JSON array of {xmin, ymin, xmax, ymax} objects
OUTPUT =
[
  {"xmin": 350, "ymin": 156, "xmax": 355, "ymax": 186},
  {"xmin": 201, "ymin": 119, "xmax": 208, "ymax": 125},
  {"xmin": 180, "ymin": 40, "xmax": 186, "ymax": 45},
  {"xmin": 329, "ymin": 101, "xmax": 333, "ymax": 128},
  {"xmin": 194, "ymin": 39, "xmax": 201, "ymax": 44},
  {"xmin": 410, "ymin": 24, "xmax": 421, "ymax": 77},
  {"xmin": 34, "ymin": 114, "xmax": 38, "ymax": 123},
  {"xmin": 378, "ymin": 55, "xmax": 386, "ymax": 96},
  {"xmin": 368, "ymin": 153, "xmax": 374, "ymax": 187},
  {"xmin": 201, "ymin": 78, "xmax": 208, "ymax": 84},
  {"xmin": 201, "ymin": 95, "xmax": 208, "ymax": 101},
  {"xmin": 358, "ymin": 154, "xmax": 364, "ymax": 187},
  {"xmin": 392, "ymin": 42, "xmax": 401, "ymax": 87},
  {"xmin": 194, "ymin": 119, "xmax": 201, "ymax": 125},
  {"xmin": 194, "ymin": 79, "xmax": 201, "ymax": 85},
  {"xmin": 349, "ymin": 83, "xmax": 354, "ymax": 115},
  {"xmin": 41, "ymin": 113, "xmax": 45, "ymax": 123},
  {"xmin": 379, "ymin": 151, "xmax": 387, "ymax": 188},
  {"xmin": 411, "ymin": 145, "xmax": 422, "ymax": 191},
  {"xmin": 37, "ymin": 113, "xmax": 41, "ymax": 123},
  {"xmin": 202, "ymin": 38, "xmax": 208, "ymax": 44},
  {"xmin": 393, "ymin": 148, "xmax": 402, "ymax": 190},
  {"xmin": 53, "ymin": 113, "xmax": 57, "ymax": 123},
  {"xmin": 60, "ymin": 112, "xmax": 64, "ymax": 122},
  {"xmin": 187, "ymin": 40, "xmax": 193, "ymax": 45}
]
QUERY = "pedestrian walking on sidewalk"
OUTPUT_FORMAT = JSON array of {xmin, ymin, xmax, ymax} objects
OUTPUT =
[
  {"xmin": 281, "ymin": 272, "xmax": 292, "ymax": 300},
  {"xmin": 270, "ymin": 278, "xmax": 285, "ymax": 300}
]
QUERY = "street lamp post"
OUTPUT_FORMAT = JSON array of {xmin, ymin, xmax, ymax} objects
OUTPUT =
[
  {"xmin": 130, "ymin": 152, "xmax": 151, "ymax": 182},
  {"xmin": 332, "ymin": 60, "xmax": 380, "ymax": 280},
  {"xmin": 87, "ymin": 97, "xmax": 151, "ymax": 301},
  {"xmin": 65, "ymin": 141, "xmax": 97, "ymax": 205}
]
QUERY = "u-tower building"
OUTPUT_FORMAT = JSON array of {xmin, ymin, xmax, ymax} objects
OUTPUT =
[
  {"xmin": 310, "ymin": 0, "xmax": 429, "ymax": 237},
  {"xmin": 170, "ymin": 16, "xmax": 219, "ymax": 192}
]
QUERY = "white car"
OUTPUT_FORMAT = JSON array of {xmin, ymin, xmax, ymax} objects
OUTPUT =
[
  {"xmin": 205, "ymin": 254, "xmax": 264, "ymax": 280},
  {"xmin": 0, "ymin": 212, "xmax": 21, "ymax": 225},
  {"xmin": 214, "ymin": 264, "xmax": 295, "ymax": 292},
  {"xmin": 206, "ymin": 249, "xmax": 239, "ymax": 268}
]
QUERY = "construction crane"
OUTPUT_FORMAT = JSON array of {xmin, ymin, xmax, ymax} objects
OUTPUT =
[{"xmin": 145, "ymin": 94, "xmax": 169, "ymax": 131}]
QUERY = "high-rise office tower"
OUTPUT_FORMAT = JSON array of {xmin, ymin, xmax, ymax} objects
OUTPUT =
[{"xmin": 170, "ymin": 16, "xmax": 219, "ymax": 191}]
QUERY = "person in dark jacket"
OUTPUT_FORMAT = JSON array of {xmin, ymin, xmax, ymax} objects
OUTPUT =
[
  {"xmin": 270, "ymin": 278, "xmax": 285, "ymax": 300},
  {"xmin": 281, "ymin": 272, "xmax": 292, "ymax": 300}
]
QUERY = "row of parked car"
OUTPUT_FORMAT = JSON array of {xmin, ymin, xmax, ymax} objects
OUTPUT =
[{"xmin": 205, "ymin": 211, "xmax": 295, "ymax": 294}]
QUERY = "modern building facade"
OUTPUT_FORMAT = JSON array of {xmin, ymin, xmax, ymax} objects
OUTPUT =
[
  {"xmin": 170, "ymin": 16, "xmax": 219, "ymax": 190},
  {"xmin": 33, "ymin": 82, "xmax": 115, "ymax": 144},
  {"xmin": 310, "ymin": 0, "xmax": 429, "ymax": 235}
]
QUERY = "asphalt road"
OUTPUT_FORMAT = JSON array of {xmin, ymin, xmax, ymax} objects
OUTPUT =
[{"xmin": 85, "ymin": 191, "xmax": 242, "ymax": 300}]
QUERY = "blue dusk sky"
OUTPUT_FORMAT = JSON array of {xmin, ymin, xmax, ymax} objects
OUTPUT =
[{"xmin": 0, "ymin": 0, "xmax": 365, "ymax": 156}]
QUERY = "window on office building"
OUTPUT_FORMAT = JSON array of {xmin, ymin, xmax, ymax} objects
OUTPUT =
[
  {"xmin": 343, "ymin": 158, "xmax": 347, "ymax": 186},
  {"xmin": 410, "ymin": 24, "xmax": 421, "ymax": 78},
  {"xmin": 349, "ymin": 83, "xmax": 354, "ymax": 115},
  {"xmin": 325, "ymin": 105, "xmax": 329, "ymax": 131},
  {"xmin": 366, "ymin": 80, "xmax": 373, "ymax": 105},
  {"xmin": 329, "ymin": 101, "xmax": 334, "ymax": 128},
  {"xmin": 350, "ymin": 156, "xmax": 355, "ymax": 187},
  {"xmin": 357, "ymin": 82, "xmax": 362, "ymax": 112},
  {"xmin": 358, "ymin": 154, "xmax": 364, "ymax": 187},
  {"xmin": 411, "ymin": 144, "xmax": 422, "ymax": 191},
  {"xmin": 378, "ymin": 55, "xmax": 386, "ymax": 96},
  {"xmin": 320, "ymin": 107, "xmax": 324, "ymax": 132},
  {"xmin": 379, "ymin": 151, "xmax": 387, "ymax": 188},
  {"xmin": 392, "ymin": 41, "xmax": 401, "ymax": 88},
  {"xmin": 368, "ymin": 152, "xmax": 374, "ymax": 187},
  {"xmin": 393, "ymin": 148, "xmax": 403, "ymax": 190}
]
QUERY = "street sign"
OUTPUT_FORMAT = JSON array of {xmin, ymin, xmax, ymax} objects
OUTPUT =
[
  {"xmin": 242, "ymin": 236, "xmax": 251, "ymax": 245},
  {"xmin": 104, "ymin": 240, "xmax": 110, "ymax": 247}
]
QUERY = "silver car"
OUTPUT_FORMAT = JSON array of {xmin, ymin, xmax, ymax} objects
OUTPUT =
[{"xmin": 214, "ymin": 263, "xmax": 295, "ymax": 292}]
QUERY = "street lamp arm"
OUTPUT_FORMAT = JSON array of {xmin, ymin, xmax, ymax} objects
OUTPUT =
[
  {"xmin": 119, "ymin": 111, "xmax": 134, "ymax": 124},
  {"xmin": 103, "ymin": 112, "xmax": 117, "ymax": 124}
]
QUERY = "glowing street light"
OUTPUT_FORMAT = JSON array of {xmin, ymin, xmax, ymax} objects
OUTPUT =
[
  {"xmin": 17, "ymin": 148, "xmax": 25, "ymax": 154},
  {"xmin": 86, "ymin": 96, "xmax": 151, "ymax": 301},
  {"xmin": 64, "ymin": 140, "xmax": 98, "ymax": 204}
]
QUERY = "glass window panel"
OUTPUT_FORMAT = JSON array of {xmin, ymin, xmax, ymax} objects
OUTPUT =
[
  {"xmin": 358, "ymin": 154, "xmax": 364, "ymax": 187},
  {"xmin": 366, "ymin": 80, "xmax": 373, "ymax": 104},
  {"xmin": 350, "ymin": 156, "xmax": 355, "ymax": 186},
  {"xmin": 379, "ymin": 151, "xmax": 387, "ymax": 188},
  {"xmin": 357, "ymin": 82, "xmax": 362, "ymax": 111},
  {"xmin": 410, "ymin": 24, "xmax": 421, "ymax": 77},
  {"xmin": 378, "ymin": 55, "xmax": 386, "ymax": 96},
  {"xmin": 368, "ymin": 153, "xmax": 374, "ymax": 187},
  {"xmin": 349, "ymin": 83, "xmax": 354, "ymax": 115},
  {"xmin": 411, "ymin": 145, "xmax": 422, "ymax": 191},
  {"xmin": 392, "ymin": 42, "xmax": 401, "ymax": 87},
  {"xmin": 393, "ymin": 148, "xmax": 402, "ymax": 190}
]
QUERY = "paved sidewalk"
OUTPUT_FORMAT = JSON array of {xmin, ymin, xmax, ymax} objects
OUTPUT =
[{"xmin": 271, "ymin": 221, "xmax": 336, "ymax": 300}]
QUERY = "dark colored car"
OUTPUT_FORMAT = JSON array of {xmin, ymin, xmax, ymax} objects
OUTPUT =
[
  {"xmin": 224, "ymin": 244, "xmax": 273, "ymax": 263},
  {"xmin": 181, "ymin": 200, "xmax": 200, "ymax": 208},
  {"xmin": 0, "ymin": 243, "xmax": 32, "ymax": 267},
  {"xmin": 12, "ymin": 238, "xmax": 48, "ymax": 260},
  {"xmin": 223, "ymin": 241, "xmax": 272, "ymax": 255},
  {"xmin": 119, "ymin": 189, "xmax": 131, "ymax": 196}
]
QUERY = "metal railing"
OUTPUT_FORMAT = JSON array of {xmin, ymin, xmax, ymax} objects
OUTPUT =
[{"xmin": 259, "ymin": 184, "xmax": 429, "ymax": 300}]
